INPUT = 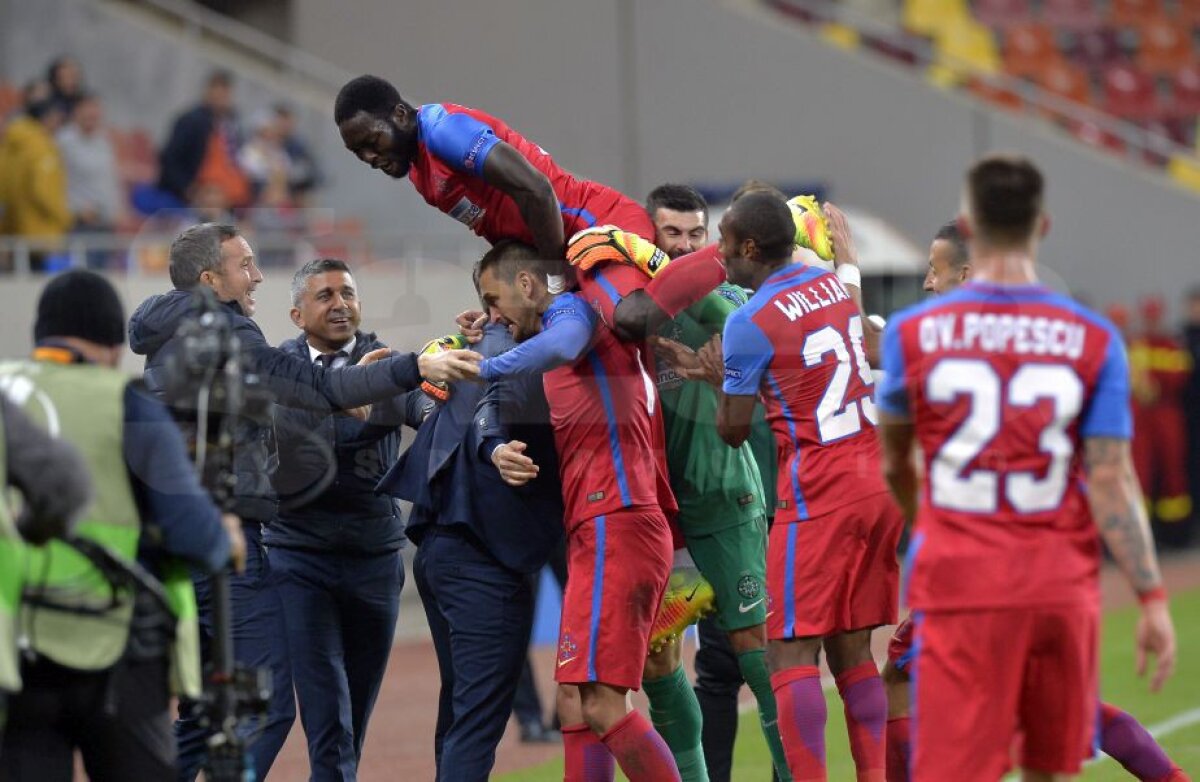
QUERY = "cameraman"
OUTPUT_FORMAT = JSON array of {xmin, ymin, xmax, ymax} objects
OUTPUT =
[
  {"xmin": 0, "ymin": 271, "xmax": 245, "ymax": 781},
  {"xmin": 0, "ymin": 395, "xmax": 93, "ymax": 732},
  {"xmin": 128, "ymin": 223, "xmax": 480, "ymax": 779}
]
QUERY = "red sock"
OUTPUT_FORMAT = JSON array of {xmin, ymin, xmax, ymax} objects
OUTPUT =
[
  {"xmin": 835, "ymin": 662, "xmax": 887, "ymax": 782},
  {"xmin": 599, "ymin": 710, "xmax": 681, "ymax": 782},
  {"xmin": 562, "ymin": 722, "xmax": 615, "ymax": 782},
  {"xmin": 885, "ymin": 717, "xmax": 911, "ymax": 782},
  {"xmin": 771, "ymin": 665, "xmax": 827, "ymax": 781}
]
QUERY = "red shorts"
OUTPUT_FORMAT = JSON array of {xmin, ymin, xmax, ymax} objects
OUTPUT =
[
  {"xmin": 766, "ymin": 491, "xmax": 902, "ymax": 640},
  {"xmin": 555, "ymin": 508, "xmax": 673, "ymax": 690},
  {"xmin": 887, "ymin": 615, "xmax": 916, "ymax": 673},
  {"xmin": 912, "ymin": 605, "xmax": 1099, "ymax": 780}
]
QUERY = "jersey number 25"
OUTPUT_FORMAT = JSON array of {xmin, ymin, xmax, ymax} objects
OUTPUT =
[{"xmin": 805, "ymin": 315, "xmax": 877, "ymax": 443}]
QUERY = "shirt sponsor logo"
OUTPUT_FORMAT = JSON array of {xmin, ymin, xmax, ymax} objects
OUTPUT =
[
  {"xmin": 448, "ymin": 197, "xmax": 485, "ymax": 228},
  {"xmin": 464, "ymin": 134, "xmax": 490, "ymax": 170}
]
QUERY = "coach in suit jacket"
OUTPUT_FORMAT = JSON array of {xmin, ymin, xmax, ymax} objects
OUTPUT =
[{"xmin": 378, "ymin": 319, "xmax": 562, "ymax": 782}]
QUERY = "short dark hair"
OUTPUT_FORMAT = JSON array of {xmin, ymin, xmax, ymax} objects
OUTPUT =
[
  {"xmin": 335, "ymin": 75, "xmax": 403, "ymax": 125},
  {"xmin": 966, "ymin": 154, "xmax": 1044, "ymax": 246},
  {"xmin": 168, "ymin": 223, "xmax": 240, "ymax": 290},
  {"xmin": 477, "ymin": 240, "xmax": 552, "ymax": 284},
  {"xmin": 725, "ymin": 192, "xmax": 794, "ymax": 260},
  {"xmin": 732, "ymin": 179, "xmax": 786, "ymax": 203},
  {"xmin": 933, "ymin": 221, "xmax": 969, "ymax": 268},
  {"xmin": 646, "ymin": 184, "xmax": 708, "ymax": 223},
  {"xmin": 291, "ymin": 258, "xmax": 352, "ymax": 306}
]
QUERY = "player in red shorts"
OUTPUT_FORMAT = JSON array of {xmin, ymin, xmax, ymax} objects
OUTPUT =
[
  {"xmin": 334, "ymin": 75, "xmax": 654, "ymax": 260},
  {"xmin": 472, "ymin": 239, "xmax": 697, "ymax": 782},
  {"xmin": 668, "ymin": 193, "xmax": 901, "ymax": 782},
  {"xmin": 878, "ymin": 155, "xmax": 1177, "ymax": 781},
  {"xmin": 881, "ymin": 221, "xmax": 1189, "ymax": 782}
]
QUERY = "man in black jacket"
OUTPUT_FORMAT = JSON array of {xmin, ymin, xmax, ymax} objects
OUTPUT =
[
  {"xmin": 157, "ymin": 70, "xmax": 242, "ymax": 207},
  {"xmin": 269, "ymin": 259, "xmax": 428, "ymax": 781},
  {"xmin": 128, "ymin": 224, "xmax": 479, "ymax": 780},
  {"xmin": 378, "ymin": 255, "xmax": 563, "ymax": 782}
]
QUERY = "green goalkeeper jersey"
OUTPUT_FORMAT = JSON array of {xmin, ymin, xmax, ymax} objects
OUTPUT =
[{"xmin": 655, "ymin": 284, "xmax": 768, "ymax": 535}]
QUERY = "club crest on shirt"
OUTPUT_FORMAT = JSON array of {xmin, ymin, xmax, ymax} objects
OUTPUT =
[{"xmin": 448, "ymin": 196, "xmax": 485, "ymax": 228}]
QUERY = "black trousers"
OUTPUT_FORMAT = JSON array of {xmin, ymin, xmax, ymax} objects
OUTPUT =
[
  {"xmin": 0, "ymin": 656, "xmax": 174, "ymax": 782},
  {"xmin": 415, "ymin": 526, "xmax": 534, "ymax": 782}
]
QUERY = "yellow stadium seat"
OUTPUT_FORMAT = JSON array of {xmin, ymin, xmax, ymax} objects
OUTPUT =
[
  {"xmin": 820, "ymin": 22, "xmax": 862, "ymax": 50},
  {"xmin": 1167, "ymin": 154, "xmax": 1200, "ymax": 193},
  {"xmin": 928, "ymin": 18, "xmax": 1000, "ymax": 86},
  {"xmin": 904, "ymin": 0, "xmax": 969, "ymax": 37}
]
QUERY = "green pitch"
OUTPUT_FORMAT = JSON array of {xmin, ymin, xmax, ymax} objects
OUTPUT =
[{"xmin": 498, "ymin": 588, "xmax": 1200, "ymax": 781}]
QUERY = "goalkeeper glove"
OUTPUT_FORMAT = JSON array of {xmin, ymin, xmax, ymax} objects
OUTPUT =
[
  {"xmin": 419, "ymin": 334, "xmax": 469, "ymax": 402},
  {"xmin": 786, "ymin": 195, "xmax": 835, "ymax": 262},
  {"xmin": 566, "ymin": 225, "xmax": 670, "ymax": 277}
]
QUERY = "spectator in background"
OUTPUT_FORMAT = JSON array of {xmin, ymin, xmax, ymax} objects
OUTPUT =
[
  {"xmin": 158, "ymin": 70, "xmax": 250, "ymax": 210},
  {"xmin": 57, "ymin": 93, "xmax": 124, "ymax": 267},
  {"xmin": 0, "ymin": 88, "xmax": 69, "ymax": 271},
  {"xmin": 46, "ymin": 55, "xmax": 86, "ymax": 117},
  {"xmin": 240, "ymin": 111, "xmax": 305, "ymax": 266},
  {"xmin": 1130, "ymin": 295, "xmax": 1193, "ymax": 545},
  {"xmin": 1185, "ymin": 287, "xmax": 1200, "ymax": 533},
  {"xmin": 274, "ymin": 104, "xmax": 322, "ymax": 203}
]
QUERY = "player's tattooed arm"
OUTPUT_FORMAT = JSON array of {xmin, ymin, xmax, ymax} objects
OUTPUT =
[
  {"xmin": 1084, "ymin": 436, "xmax": 1163, "ymax": 595},
  {"xmin": 879, "ymin": 412, "xmax": 918, "ymax": 524},
  {"xmin": 481, "ymin": 143, "xmax": 565, "ymax": 261},
  {"xmin": 1085, "ymin": 435, "xmax": 1177, "ymax": 691}
]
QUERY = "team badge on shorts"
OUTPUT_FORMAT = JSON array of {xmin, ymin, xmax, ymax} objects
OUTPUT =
[
  {"xmin": 737, "ymin": 574, "xmax": 762, "ymax": 600},
  {"xmin": 558, "ymin": 633, "xmax": 579, "ymax": 667}
]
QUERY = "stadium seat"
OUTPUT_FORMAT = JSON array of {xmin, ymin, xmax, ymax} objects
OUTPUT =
[
  {"xmin": 1069, "ymin": 117, "xmax": 1128, "ymax": 155},
  {"xmin": 1002, "ymin": 23, "xmax": 1063, "ymax": 77},
  {"xmin": 1168, "ymin": 63, "xmax": 1200, "ymax": 118},
  {"xmin": 1178, "ymin": 0, "xmax": 1200, "ymax": 26},
  {"xmin": 1140, "ymin": 118, "xmax": 1193, "ymax": 164},
  {"xmin": 1108, "ymin": 0, "xmax": 1164, "ymax": 28},
  {"xmin": 1070, "ymin": 28, "xmax": 1127, "ymax": 71},
  {"xmin": 904, "ymin": 0, "xmax": 970, "ymax": 37},
  {"xmin": 967, "ymin": 75, "xmax": 1025, "ymax": 109},
  {"xmin": 1034, "ymin": 59, "xmax": 1093, "ymax": 108},
  {"xmin": 973, "ymin": 0, "xmax": 1033, "ymax": 29},
  {"xmin": 1102, "ymin": 63, "xmax": 1161, "ymax": 117},
  {"xmin": 1040, "ymin": 0, "xmax": 1103, "ymax": 31},
  {"xmin": 1167, "ymin": 153, "xmax": 1200, "ymax": 192},
  {"xmin": 1136, "ymin": 16, "xmax": 1195, "ymax": 76},
  {"xmin": 929, "ymin": 17, "xmax": 1001, "ymax": 84}
]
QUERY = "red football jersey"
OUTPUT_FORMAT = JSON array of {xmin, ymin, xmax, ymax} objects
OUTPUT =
[
  {"xmin": 406, "ymin": 103, "xmax": 654, "ymax": 245},
  {"xmin": 538, "ymin": 293, "xmax": 676, "ymax": 528},
  {"xmin": 878, "ymin": 283, "xmax": 1132, "ymax": 611},
  {"xmin": 721, "ymin": 264, "xmax": 886, "ymax": 524}
]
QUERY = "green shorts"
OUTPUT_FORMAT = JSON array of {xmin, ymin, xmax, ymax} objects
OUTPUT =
[{"xmin": 684, "ymin": 514, "xmax": 768, "ymax": 631}]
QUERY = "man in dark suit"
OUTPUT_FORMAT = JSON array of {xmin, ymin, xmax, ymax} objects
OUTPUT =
[
  {"xmin": 378, "ymin": 257, "xmax": 563, "ymax": 782},
  {"xmin": 269, "ymin": 258, "xmax": 428, "ymax": 781}
]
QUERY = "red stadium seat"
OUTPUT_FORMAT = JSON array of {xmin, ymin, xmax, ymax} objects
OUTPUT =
[
  {"xmin": 1136, "ymin": 16, "xmax": 1195, "ymax": 76},
  {"xmin": 967, "ymin": 75, "xmax": 1025, "ymax": 109},
  {"xmin": 1003, "ymin": 23, "xmax": 1062, "ymax": 77},
  {"xmin": 1108, "ymin": 0, "xmax": 1164, "ymax": 28},
  {"xmin": 1034, "ymin": 59, "xmax": 1094, "ymax": 109},
  {"xmin": 1178, "ymin": 0, "xmax": 1200, "ymax": 26},
  {"xmin": 1068, "ymin": 118, "xmax": 1128, "ymax": 154},
  {"xmin": 1139, "ymin": 118, "xmax": 1193, "ymax": 164},
  {"xmin": 1040, "ymin": 0, "xmax": 1102, "ymax": 31},
  {"xmin": 1070, "ymin": 28, "xmax": 1127, "ymax": 71},
  {"xmin": 973, "ymin": 0, "xmax": 1033, "ymax": 28},
  {"xmin": 1102, "ymin": 63, "xmax": 1161, "ymax": 117},
  {"xmin": 1168, "ymin": 63, "xmax": 1200, "ymax": 117}
]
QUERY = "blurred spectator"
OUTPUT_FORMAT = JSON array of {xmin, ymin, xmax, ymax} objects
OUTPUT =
[
  {"xmin": 46, "ymin": 56, "xmax": 86, "ymax": 117},
  {"xmin": 56, "ymin": 93, "xmax": 124, "ymax": 267},
  {"xmin": 274, "ymin": 104, "xmax": 322, "ymax": 203},
  {"xmin": 239, "ymin": 110, "xmax": 293, "ymax": 205},
  {"xmin": 1185, "ymin": 287, "xmax": 1200, "ymax": 532},
  {"xmin": 0, "ymin": 89, "xmax": 70, "ymax": 270},
  {"xmin": 1130, "ymin": 295, "xmax": 1193, "ymax": 545},
  {"xmin": 157, "ymin": 70, "xmax": 250, "ymax": 209}
]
